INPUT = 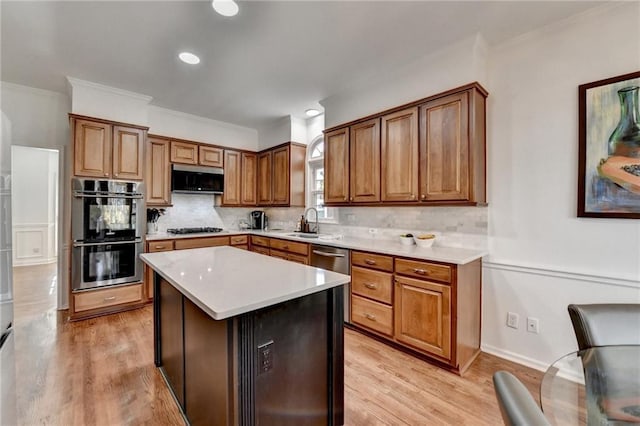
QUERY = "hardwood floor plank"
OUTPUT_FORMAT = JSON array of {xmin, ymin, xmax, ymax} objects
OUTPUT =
[{"xmin": 12, "ymin": 266, "xmax": 543, "ymax": 425}]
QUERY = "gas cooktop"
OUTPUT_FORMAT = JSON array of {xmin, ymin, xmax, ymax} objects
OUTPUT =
[{"xmin": 166, "ymin": 227, "xmax": 224, "ymax": 235}]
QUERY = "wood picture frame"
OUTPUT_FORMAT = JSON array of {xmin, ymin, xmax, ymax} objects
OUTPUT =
[{"xmin": 578, "ymin": 70, "xmax": 640, "ymax": 218}]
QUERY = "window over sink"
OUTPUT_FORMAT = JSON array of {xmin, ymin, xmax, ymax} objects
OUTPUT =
[{"xmin": 307, "ymin": 136, "xmax": 335, "ymax": 222}]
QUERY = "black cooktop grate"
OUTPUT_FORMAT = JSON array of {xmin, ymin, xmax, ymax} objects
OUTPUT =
[{"xmin": 166, "ymin": 227, "xmax": 224, "ymax": 234}]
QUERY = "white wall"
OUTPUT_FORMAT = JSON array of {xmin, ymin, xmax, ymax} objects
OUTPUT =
[
  {"xmin": 1, "ymin": 82, "xmax": 70, "ymax": 307},
  {"xmin": 11, "ymin": 146, "xmax": 58, "ymax": 266},
  {"xmin": 148, "ymin": 106, "xmax": 258, "ymax": 151},
  {"xmin": 483, "ymin": 2, "xmax": 640, "ymax": 369},
  {"xmin": 258, "ymin": 115, "xmax": 293, "ymax": 150},
  {"xmin": 321, "ymin": 34, "xmax": 488, "ymax": 128}
]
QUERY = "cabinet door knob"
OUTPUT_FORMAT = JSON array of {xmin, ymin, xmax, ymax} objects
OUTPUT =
[
  {"xmin": 104, "ymin": 173, "xmax": 109, "ymax": 176},
  {"xmin": 421, "ymin": 194, "xmax": 426, "ymax": 199},
  {"xmin": 343, "ymin": 196, "xmax": 347, "ymax": 201},
  {"xmin": 410, "ymin": 194, "xmax": 416, "ymax": 199},
  {"xmin": 350, "ymin": 197, "xmax": 353, "ymax": 201}
]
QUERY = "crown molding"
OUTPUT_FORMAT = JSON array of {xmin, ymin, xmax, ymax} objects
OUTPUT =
[{"xmin": 66, "ymin": 76, "xmax": 153, "ymax": 103}]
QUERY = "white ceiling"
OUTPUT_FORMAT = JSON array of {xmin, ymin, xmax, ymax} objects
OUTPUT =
[{"xmin": 1, "ymin": 1, "xmax": 603, "ymax": 129}]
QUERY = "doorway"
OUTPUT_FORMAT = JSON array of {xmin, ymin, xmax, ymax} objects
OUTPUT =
[{"xmin": 11, "ymin": 146, "xmax": 59, "ymax": 321}]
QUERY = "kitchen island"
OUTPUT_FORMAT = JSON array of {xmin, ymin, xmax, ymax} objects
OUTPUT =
[{"xmin": 141, "ymin": 246, "xmax": 350, "ymax": 426}]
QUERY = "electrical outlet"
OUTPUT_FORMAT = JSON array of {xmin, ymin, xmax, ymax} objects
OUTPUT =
[
  {"xmin": 368, "ymin": 228, "xmax": 378, "ymax": 235},
  {"xmin": 506, "ymin": 312, "xmax": 519, "ymax": 329},
  {"xmin": 527, "ymin": 317, "xmax": 540, "ymax": 334},
  {"xmin": 257, "ymin": 340, "xmax": 274, "ymax": 374}
]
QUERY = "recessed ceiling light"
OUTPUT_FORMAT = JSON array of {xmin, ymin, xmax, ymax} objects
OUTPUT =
[
  {"xmin": 178, "ymin": 52, "xmax": 200, "ymax": 65},
  {"xmin": 305, "ymin": 109, "xmax": 321, "ymax": 117},
  {"xmin": 212, "ymin": 0, "xmax": 239, "ymax": 17}
]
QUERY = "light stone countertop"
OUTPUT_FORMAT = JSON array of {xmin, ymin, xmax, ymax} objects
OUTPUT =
[
  {"xmin": 146, "ymin": 230, "xmax": 487, "ymax": 265},
  {"xmin": 141, "ymin": 246, "xmax": 350, "ymax": 320}
]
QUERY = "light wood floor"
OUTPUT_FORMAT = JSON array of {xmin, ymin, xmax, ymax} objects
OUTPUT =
[{"xmin": 12, "ymin": 266, "xmax": 543, "ymax": 426}]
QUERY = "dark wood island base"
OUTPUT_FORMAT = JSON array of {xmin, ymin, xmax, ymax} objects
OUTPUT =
[{"xmin": 153, "ymin": 273, "xmax": 345, "ymax": 426}]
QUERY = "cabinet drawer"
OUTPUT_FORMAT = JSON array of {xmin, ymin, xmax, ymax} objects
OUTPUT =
[
  {"xmin": 351, "ymin": 251, "xmax": 393, "ymax": 272},
  {"xmin": 230, "ymin": 235, "xmax": 248, "ymax": 245},
  {"xmin": 351, "ymin": 266, "xmax": 392, "ymax": 304},
  {"xmin": 287, "ymin": 252, "xmax": 309, "ymax": 265},
  {"xmin": 74, "ymin": 284, "xmax": 143, "ymax": 312},
  {"xmin": 351, "ymin": 295, "xmax": 393, "ymax": 336},
  {"xmin": 395, "ymin": 258, "xmax": 452, "ymax": 283},
  {"xmin": 251, "ymin": 235, "xmax": 270, "ymax": 247},
  {"xmin": 147, "ymin": 240, "xmax": 175, "ymax": 252},
  {"xmin": 174, "ymin": 236, "xmax": 230, "ymax": 250},
  {"xmin": 251, "ymin": 245, "xmax": 270, "ymax": 256},
  {"xmin": 269, "ymin": 238, "xmax": 308, "ymax": 256},
  {"xmin": 269, "ymin": 249, "xmax": 288, "ymax": 260},
  {"xmin": 234, "ymin": 245, "xmax": 249, "ymax": 251}
]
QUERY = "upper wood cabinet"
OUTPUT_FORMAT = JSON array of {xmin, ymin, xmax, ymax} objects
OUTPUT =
[
  {"xmin": 420, "ymin": 88, "xmax": 485, "ymax": 203},
  {"xmin": 171, "ymin": 141, "xmax": 225, "ymax": 168},
  {"xmin": 324, "ymin": 127, "xmax": 350, "ymax": 204},
  {"xmin": 146, "ymin": 136, "xmax": 171, "ymax": 206},
  {"xmin": 350, "ymin": 118, "xmax": 381, "ymax": 203},
  {"xmin": 199, "ymin": 146, "xmax": 224, "ymax": 167},
  {"xmin": 257, "ymin": 143, "xmax": 306, "ymax": 207},
  {"xmin": 171, "ymin": 141, "xmax": 198, "ymax": 165},
  {"xmin": 241, "ymin": 152, "xmax": 257, "ymax": 205},
  {"xmin": 257, "ymin": 151, "xmax": 273, "ymax": 205},
  {"xmin": 222, "ymin": 150, "xmax": 242, "ymax": 206},
  {"xmin": 381, "ymin": 107, "xmax": 419, "ymax": 202},
  {"xmin": 322, "ymin": 82, "xmax": 487, "ymax": 206},
  {"xmin": 72, "ymin": 115, "xmax": 146, "ymax": 181}
]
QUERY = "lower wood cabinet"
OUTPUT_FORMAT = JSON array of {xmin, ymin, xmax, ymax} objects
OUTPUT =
[
  {"xmin": 174, "ymin": 236, "xmax": 230, "ymax": 250},
  {"xmin": 349, "ymin": 250, "xmax": 481, "ymax": 375},
  {"xmin": 70, "ymin": 283, "xmax": 144, "ymax": 320},
  {"xmin": 249, "ymin": 236, "xmax": 310, "ymax": 264}
]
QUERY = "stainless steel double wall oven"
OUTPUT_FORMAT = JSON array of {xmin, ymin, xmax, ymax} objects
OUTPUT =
[{"xmin": 71, "ymin": 179, "xmax": 144, "ymax": 291}]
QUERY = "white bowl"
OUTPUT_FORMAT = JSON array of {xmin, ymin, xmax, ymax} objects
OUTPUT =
[
  {"xmin": 413, "ymin": 234, "xmax": 436, "ymax": 248},
  {"xmin": 399, "ymin": 236, "xmax": 415, "ymax": 245}
]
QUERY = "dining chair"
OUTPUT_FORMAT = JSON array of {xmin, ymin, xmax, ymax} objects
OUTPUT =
[
  {"xmin": 493, "ymin": 371, "xmax": 551, "ymax": 426},
  {"xmin": 567, "ymin": 304, "xmax": 640, "ymax": 350}
]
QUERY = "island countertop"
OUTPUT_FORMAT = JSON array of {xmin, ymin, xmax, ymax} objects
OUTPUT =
[{"xmin": 141, "ymin": 246, "xmax": 350, "ymax": 320}]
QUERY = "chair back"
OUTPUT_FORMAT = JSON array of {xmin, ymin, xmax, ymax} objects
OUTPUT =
[
  {"xmin": 493, "ymin": 371, "xmax": 550, "ymax": 426},
  {"xmin": 568, "ymin": 304, "xmax": 640, "ymax": 351}
]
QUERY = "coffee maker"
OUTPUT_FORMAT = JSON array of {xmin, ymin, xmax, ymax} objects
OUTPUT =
[{"xmin": 250, "ymin": 210, "xmax": 268, "ymax": 230}]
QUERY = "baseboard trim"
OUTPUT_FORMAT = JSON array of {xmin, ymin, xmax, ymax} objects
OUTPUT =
[
  {"xmin": 481, "ymin": 344, "xmax": 549, "ymax": 373},
  {"xmin": 483, "ymin": 261, "xmax": 639, "ymax": 290},
  {"xmin": 13, "ymin": 257, "xmax": 57, "ymax": 267}
]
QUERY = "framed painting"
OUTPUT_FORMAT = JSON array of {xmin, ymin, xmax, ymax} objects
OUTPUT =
[{"xmin": 578, "ymin": 70, "xmax": 640, "ymax": 218}]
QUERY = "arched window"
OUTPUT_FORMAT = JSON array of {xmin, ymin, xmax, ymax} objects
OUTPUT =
[{"xmin": 307, "ymin": 136, "xmax": 334, "ymax": 221}]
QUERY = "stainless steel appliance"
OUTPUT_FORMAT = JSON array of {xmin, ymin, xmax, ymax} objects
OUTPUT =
[
  {"xmin": 71, "ymin": 178, "xmax": 144, "ymax": 291},
  {"xmin": 0, "ymin": 111, "xmax": 16, "ymax": 425},
  {"xmin": 171, "ymin": 164, "xmax": 224, "ymax": 194},
  {"xmin": 311, "ymin": 244, "xmax": 351, "ymax": 323},
  {"xmin": 250, "ymin": 210, "xmax": 268, "ymax": 230}
]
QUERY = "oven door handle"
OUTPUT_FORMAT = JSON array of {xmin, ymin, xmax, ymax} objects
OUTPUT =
[
  {"xmin": 73, "ymin": 191, "xmax": 143, "ymax": 199},
  {"xmin": 73, "ymin": 238, "xmax": 142, "ymax": 248}
]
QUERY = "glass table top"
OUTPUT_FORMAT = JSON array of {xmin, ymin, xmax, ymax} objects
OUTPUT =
[{"xmin": 541, "ymin": 345, "xmax": 640, "ymax": 425}]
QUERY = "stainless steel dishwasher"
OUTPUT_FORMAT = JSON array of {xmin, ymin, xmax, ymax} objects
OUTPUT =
[{"xmin": 310, "ymin": 244, "xmax": 351, "ymax": 323}]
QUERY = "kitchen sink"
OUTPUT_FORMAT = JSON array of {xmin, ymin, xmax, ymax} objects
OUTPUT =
[{"xmin": 287, "ymin": 233, "xmax": 319, "ymax": 239}]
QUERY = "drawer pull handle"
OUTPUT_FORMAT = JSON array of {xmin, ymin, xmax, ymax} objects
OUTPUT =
[
  {"xmin": 154, "ymin": 245, "xmax": 166, "ymax": 249},
  {"xmin": 104, "ymin": 296, "xmax": 117, "ymax": 302},
  {"xmin": 283, "ymin": 245, "xmax": 289, "ymax": 249},
  {"xmin": 413, "ymin": 268, "xmax": 428, "ymax": 275},
  {"xmin": 364, "ymin": 283, "xmax": 377, "ymax": 290},
  {"xmin": 365, "ymin": 313, "xmax": 377, "ymax": 321},
  {"xmin": 364, "ymin": 259, "xmax": 376, "ymax": 265}
]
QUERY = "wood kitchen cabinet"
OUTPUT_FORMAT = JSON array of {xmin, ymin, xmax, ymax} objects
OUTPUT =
[
  {"xmin": 322, "ymin": 82, "xmax": 487, "ymax": 206},
  {"xmin": 222, "ymin": 150, "xmax": 257, "ymax": 207},
  {"xmin": 71, "ymin": 114, "xmax": 147, "ymax": 180},
  {"xmin": 419, "ymin": 87, "xmax": 486, "ymax": 203},
  {"xmin": 348, "ymin": 249, "xmax": 481, "ymax": 375},
  {"xmin": 324, "ymin": 127, "xmax": 350, "ymax": 204},
  {"xmin": 257, "ymin": 143, "xmax": 306, "ymax": 207},
  {"xmin": 381, "ymin": 107, "xmax": 419, "ymax": 202},
  {"xmin": 146, "ymin": 136, "xmax": 171, "ymax": 206},
  {"xmin": 171, "ymin": 140, "xmax": 226, "ymax": 168}
]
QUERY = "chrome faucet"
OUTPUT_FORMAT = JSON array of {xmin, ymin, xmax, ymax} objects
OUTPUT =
[{"xmin": 304, "ymin": 207, "xmax": 319, "ymax": 234}]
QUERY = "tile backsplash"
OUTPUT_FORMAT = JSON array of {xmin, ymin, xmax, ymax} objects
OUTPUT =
[{"xmin": 151, "ymin": 195, "xmax": 487, "ymax": 249}]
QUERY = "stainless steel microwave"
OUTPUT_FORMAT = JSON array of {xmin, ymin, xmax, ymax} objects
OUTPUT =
[{"xmin": 171, "ymin": 164, "xmax": 224, "ymax": 194}]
